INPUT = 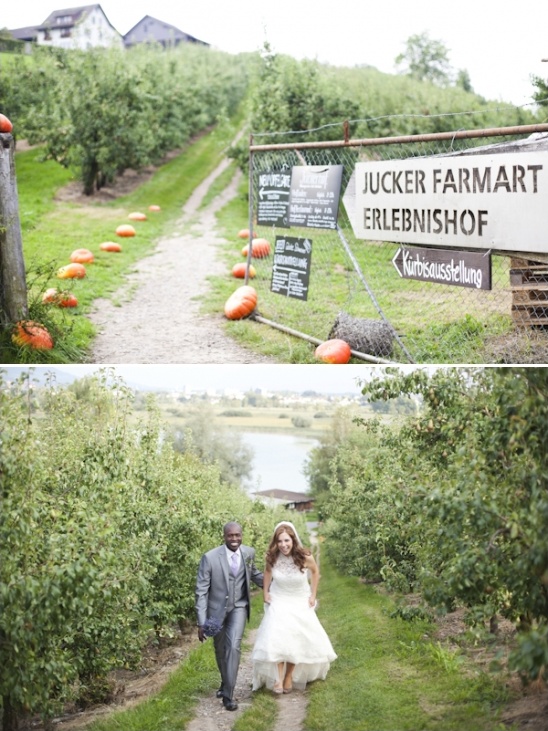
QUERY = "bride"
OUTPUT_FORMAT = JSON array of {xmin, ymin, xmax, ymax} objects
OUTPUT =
[{"xmin": 251, "ymin": 521, "xmax": 337, "ymax": 694}]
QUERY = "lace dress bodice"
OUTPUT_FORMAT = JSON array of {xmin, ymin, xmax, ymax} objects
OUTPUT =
[{"xmin": 270, "ymin": 554, "xmax": 310, "ymax": 601}]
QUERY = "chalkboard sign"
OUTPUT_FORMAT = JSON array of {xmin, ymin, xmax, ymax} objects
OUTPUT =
[
  {"xmin": 256, "ymin": 169, "xmax": 291, "ymax": 227},
  {"xmin": 270, "ymin": 236, "xmax": 313, "ymax": 301},
  {"xmin": 288, "ymin": 165, "xmax": 343, "ymax": 229}
]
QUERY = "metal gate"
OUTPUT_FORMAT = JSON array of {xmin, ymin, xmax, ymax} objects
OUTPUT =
[{"xmin": 245, "ymin": 123, "xmax": 548, "ymax": 364}]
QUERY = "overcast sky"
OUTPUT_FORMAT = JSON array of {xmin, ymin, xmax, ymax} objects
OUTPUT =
[
  {"xmin": 25, "ymin": 364, "xmax": 429, "ymax": 394},
  {"xmin": 2, "ymin": 0, "xmax": 546, "ymax": 107}
]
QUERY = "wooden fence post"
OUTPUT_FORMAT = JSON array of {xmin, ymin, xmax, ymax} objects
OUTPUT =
[{"xmin": 0, "ymin": 132, "xmax": 28, "ymax": 326}]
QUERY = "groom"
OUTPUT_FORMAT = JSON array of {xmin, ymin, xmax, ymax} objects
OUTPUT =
[{"xmin": 195, "ymin": 521, "xmax": 264, "ymax": 711}]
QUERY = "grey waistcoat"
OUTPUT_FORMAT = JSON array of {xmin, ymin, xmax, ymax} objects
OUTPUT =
[{"xmin": 227, "ymin": 558, "xmax": 248, "ymax": 611}]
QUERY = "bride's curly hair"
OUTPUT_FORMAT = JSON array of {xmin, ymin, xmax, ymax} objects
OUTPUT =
[{"xmin": 265, "ymin": 523, "xmax": 310, "ymax": 572}]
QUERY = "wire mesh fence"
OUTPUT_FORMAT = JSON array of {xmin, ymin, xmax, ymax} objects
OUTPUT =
[{"xmin": 245, "ymin": 122, "xmax": 548, "ymax": 364}]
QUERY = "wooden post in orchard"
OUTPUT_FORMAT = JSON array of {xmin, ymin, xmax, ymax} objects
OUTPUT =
[{"xmin": 0, "ymin": 132, "xmax": 28, "ymax": 326}]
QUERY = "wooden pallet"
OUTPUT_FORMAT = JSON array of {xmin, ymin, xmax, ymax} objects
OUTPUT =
[{"xmin": 510, "ymin": 258, "xmax": 548, "ymax": 327}]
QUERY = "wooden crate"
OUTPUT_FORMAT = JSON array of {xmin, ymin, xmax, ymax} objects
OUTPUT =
[{"xmin": 510, "ymin": 258, "xmax": 548, "ymax": 327}]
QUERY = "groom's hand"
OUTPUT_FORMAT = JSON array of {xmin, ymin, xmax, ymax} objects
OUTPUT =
[{"xmin": 198, "ymin": 626, "xmax": 206, "ymax": 642}]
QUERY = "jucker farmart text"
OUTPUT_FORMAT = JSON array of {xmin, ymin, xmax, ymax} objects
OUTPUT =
[{"xmin": 361, "ymin": 162, "xmax": 542, "ymax": 237}]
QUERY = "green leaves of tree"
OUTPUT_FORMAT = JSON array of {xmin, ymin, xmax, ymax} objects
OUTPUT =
[
  {"xmin": 395, "ymin": 32, "xmax": 455, "ymax": 87},
  {"xmin": 319, "ymin": 367, "xmax": 548, "ymax": 682},
  {"xmin": 2, "ymin": 44, "xmax": 248, "ymax": 195},
  {"xmin": 0, "ymin": 370, "xmax": 278, "ymax": 729}
]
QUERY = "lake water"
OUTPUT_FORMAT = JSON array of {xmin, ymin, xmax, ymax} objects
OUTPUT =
[{"xmin": 240, "ymin": 431, "xmax": 319, "ymax": 495}]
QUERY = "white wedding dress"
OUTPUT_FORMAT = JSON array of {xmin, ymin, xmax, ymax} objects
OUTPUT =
[{"xmin": 251, "ymin": 553, "xmax": 337, "ymax": 691}]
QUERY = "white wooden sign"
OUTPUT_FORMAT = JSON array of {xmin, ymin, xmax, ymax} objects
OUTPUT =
[{"xmin": 346, "ymin": 151, "xmax": 548, "ymax": 253}]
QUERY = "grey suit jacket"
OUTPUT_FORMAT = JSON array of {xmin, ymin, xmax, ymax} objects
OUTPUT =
[{"xmin": 195, "ymin": 544, "xmax": 264, "ymax": 626}]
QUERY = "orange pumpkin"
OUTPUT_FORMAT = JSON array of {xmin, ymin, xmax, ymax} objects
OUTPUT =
[
  {"xmin": 58, "ymin": 292, "xmax": 78, "ymax": 308},
  {"xmin": 314, "ymin": 339, "xmax": 352, "ymax": 364},
  {"xmin": 70, "ymin": 248, "xmax": 94, "ymax": 264},
  {"xmin": 116, "ymin": 224, "xmax": 136, "ymax": 237},
  {"xmin": 42, "ymin": 287, "xmax": 60, "ymax": 304},
  {"xmin": 100, "ymin": 241, "xmax": 122, "ymax": 252},
  {"xmin": 148, "ymin": 205, "xmax": 161, "ymax": 212},
  {"xmin": 128, "ymin": 211, "xmax": 147, "ymax": 221},
  {"xmin": 57, "ymin": 263, "xmax": 86, "ymax": 279},
  {"xmin": 224, "ymin": 285, "xmax": 258, "ymax": 320},
  {"xmin": 12, "ymin": 320, "xmax": 54, "ymax": 350},
  {"xmin": 0, "ymin": 113, "xmax": 13, "ymax": 133},
  {"xmin": 42, "ymin": 287, "xmax": 77, "ymax": 307},
  {"xmin": 237, "ymin": 228, "xmax": 257, "ymax": 239},
  {"xmin": 232, "ymin": 262, "xmax": 256, "ymax": 279},
  {"xmin": 241, "ymin": 238, "xmax": 271, "ymax": 259}
]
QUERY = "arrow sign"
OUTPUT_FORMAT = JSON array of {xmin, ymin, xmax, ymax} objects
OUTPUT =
[
  {"xmin": 259, "ymin": 186, "xmax": 289, "ymax": 201},
  {"xmin": 257, "ymin": 169, "xmax": 292, "ymax": 227},
  {"xmin": 392, "ymin": 246, "xmax": 492, "ymax": 290}
]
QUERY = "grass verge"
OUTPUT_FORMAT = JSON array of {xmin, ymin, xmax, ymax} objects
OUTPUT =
[
  {"xmin": 200, "ymin": 175, "xmax": 322, "ymax": 364},
  {"xmin": 220, "ymin": 558, "xmax": 511, "ymax": 731},
  {"xmin": 84, "ymin": 639, "xmax": 219, "ymax": 731}
]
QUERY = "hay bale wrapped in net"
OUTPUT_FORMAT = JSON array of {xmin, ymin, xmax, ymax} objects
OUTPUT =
[{"xmin": 328, "ymin": 312, "xmax": 394, "ymax": 358}]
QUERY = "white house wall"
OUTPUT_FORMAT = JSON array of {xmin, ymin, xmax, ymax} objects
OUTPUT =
[{"xmin": 38, "ymin": 7, "xmax": 123, "ymax": 50}]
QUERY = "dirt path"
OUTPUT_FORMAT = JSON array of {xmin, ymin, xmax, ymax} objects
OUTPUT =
[
  {"xmin": 87, "ymin": 159, "xmax": 276, "ymax": 364},
  {"xmin": 46, "ymin": 627, "xmax": 308, "ymax": 731},
  {"xmin": 185, "ymin": 528, "xmax": 320, "ymax": 731},
  {"xmin": 186, "ymin": 629, "xmax": 308, "ymax": 731}
]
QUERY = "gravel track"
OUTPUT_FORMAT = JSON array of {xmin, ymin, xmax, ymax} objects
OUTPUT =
[{"xmin": 88, "ymin": 159, "xmax": 275, "ymax": 364}]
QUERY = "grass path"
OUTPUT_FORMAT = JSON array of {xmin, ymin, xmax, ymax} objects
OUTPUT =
[
  {"xmin": 304, "ymin": 561, "xmax": 507, "ymax": 731},
  {"xmin": 81, "ymin": 549, "xmax": 511, "ymax": 731}
]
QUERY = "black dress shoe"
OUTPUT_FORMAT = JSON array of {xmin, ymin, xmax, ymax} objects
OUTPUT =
[
  {"xmin": 223, "ymin": 698, "xmax": 238, "ymax": 711},
  {"xmin": 216, "ymin": 687, "xmax": 224, "ymax": 698}
]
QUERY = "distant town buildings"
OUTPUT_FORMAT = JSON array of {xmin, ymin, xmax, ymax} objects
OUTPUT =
[{"xmin": 163, "ymin": 386, "xmax": 362, "ymax": 407}]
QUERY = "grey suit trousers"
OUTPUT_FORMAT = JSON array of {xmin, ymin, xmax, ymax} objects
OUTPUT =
[{"xmin": 213, "ymin": 605, "xmax": 247, "ymax": 699}]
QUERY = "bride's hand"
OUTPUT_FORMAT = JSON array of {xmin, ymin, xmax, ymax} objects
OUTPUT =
[{"xmin": 308, "ymin": 596, "xmax": 317, "ymax": 608}]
